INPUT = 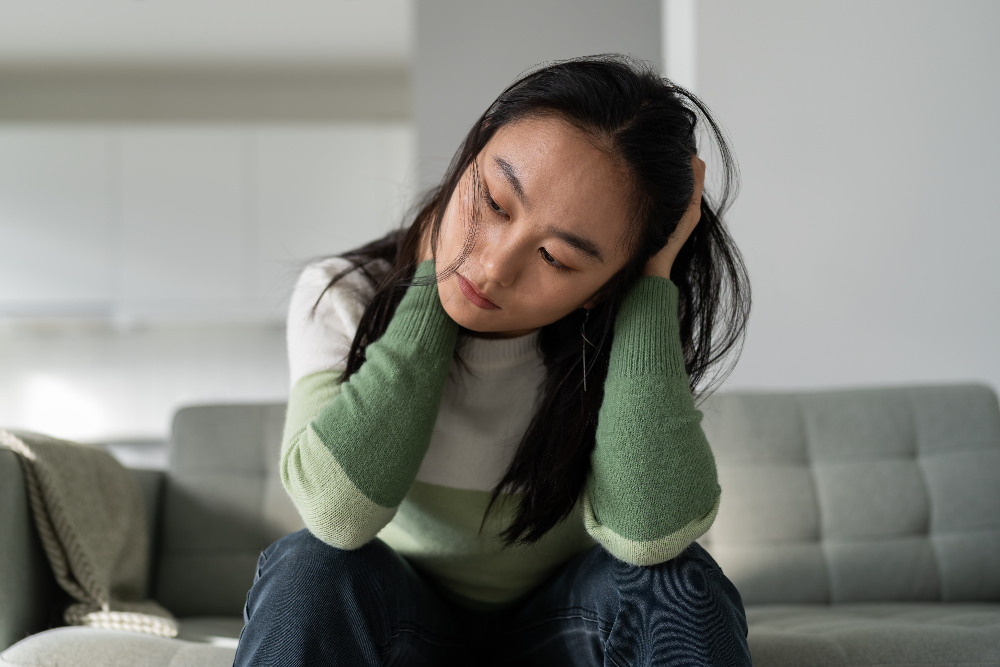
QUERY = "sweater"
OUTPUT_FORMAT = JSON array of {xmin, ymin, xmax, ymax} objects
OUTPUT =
[{"xmin": 281, "ymin": 257, "xmax": 721, "ymax": 608}]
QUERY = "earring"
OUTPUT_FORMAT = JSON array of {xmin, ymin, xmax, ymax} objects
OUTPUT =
[{"xmin": 581, "ymin": 309, "xmax": 592, "ymax": 392}]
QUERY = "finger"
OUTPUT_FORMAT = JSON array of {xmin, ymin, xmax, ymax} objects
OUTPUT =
[
  {"xmin": 679, "ymin": 158, "xmax": 704, "ymax": 235},
  {"xmin": 691, "ymin": 155, "xmax": 705, "ymax": 200}
]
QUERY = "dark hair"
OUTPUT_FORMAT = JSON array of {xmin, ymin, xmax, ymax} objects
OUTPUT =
[{"xmin": 318, "ymin": 54, "xmax": 750, "ymax": 545}]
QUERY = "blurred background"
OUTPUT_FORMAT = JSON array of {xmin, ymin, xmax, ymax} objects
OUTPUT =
[{"xmin": 0, "ymin": 0, "xmax": 997, "ymax": 462}]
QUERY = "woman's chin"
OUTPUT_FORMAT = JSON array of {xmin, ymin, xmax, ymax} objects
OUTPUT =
[
  {"xmin": 441, "ymin": 300, "xmax": 537, "ymax": 339},
  {"xmin": 442, "ymin": 300, "xmax": 497, "ymax": 332}
]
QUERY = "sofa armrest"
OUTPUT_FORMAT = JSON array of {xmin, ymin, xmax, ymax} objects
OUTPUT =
[
  {"xmin": 0, "ymin": 448, "xmax": 59, "ymax": 651},
  {"xmin": 0, "ymin": 449, "xmax": 167, "ymax": 650}
]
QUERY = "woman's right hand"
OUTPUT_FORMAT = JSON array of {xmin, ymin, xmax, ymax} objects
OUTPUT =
[{"xmin": 644, "ymin": 154, "xmax": 705, "ymax": 280}]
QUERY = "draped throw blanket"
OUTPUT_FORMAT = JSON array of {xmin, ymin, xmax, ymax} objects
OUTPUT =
[{"xmin": 0, "ymin": 429, "xmax": 177, "ymax": 637}]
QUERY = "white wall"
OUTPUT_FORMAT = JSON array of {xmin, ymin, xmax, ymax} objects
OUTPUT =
[
  {"xmin": 0, "ymin": 123, "xmax": 415, "ymax": 322},
  {"xmin": 0, "ymin": 4, "xmax": 417, "ymax": 445},
  {"xmin": 0, "ymin": 323, "xmax": 288, "ymax": 443},
  {"xmin": 691, "ymin": 0, "xmax": 1000, "ymax": 394},
  {"xmin": 0, "ymin": 68, "xmax": 409, "ymax": 123},
  {"xmin": 0, "ymin": 122, "xmax": 415, "ymax": 441}
]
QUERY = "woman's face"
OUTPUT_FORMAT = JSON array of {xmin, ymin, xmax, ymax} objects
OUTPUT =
[{"xmin": 434, "ymin": 115, "xmax": 634, "ymax": 338}]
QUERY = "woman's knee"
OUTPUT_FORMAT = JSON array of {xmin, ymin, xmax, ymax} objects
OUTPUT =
[
  {"xmin": 597, "ymin": 543, "xmax": 751, "ymax": 665},
  {"xmin": 612, "ymin": 542, "xmax": 745, "ymax": 617},
  {"xmin": 261, "ymin": 528, "xmax": 386, "ymax": 574},
  {"xmin": 248, "ymin": 529, "xmax": 395, "ymax": 618},
  {"xmin": 236, "ymin": 531, "xmax": 404, "ymax": 666}
]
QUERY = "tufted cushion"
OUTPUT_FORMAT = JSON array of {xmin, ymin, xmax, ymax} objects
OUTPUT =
[
  {"xmin": 700, "ymin": 384, "xmax": 1000, "ymax": 605},
  {"xmin": 153, "ymin": 404, "xmax": 304, "ymax": 617},
  {"xmin": 745, "ymin": 603, "xmax": 1000, "ymax": 667}
]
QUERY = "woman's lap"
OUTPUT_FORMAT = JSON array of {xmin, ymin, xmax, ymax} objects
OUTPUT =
[{"xmin": 233, "ymin": 529, "xmax": 750, "ymax": 667}]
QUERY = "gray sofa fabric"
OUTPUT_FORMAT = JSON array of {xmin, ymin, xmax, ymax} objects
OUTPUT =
[
  {"xmin": 0, "ymin": 449, "xmax": 58, "ymax": 652},
  {"xmin": 699, "ymin": 384, "xmax": 1000, "ymax": 606},
  {"xmin": 0, "ymin": 619, "xmax": 245, "ymax": 667},
  {"xmin": 746, "ymin": 604, "xmax": 1000, "ymax": 667},
  {"xmin": 153, "ymin": 403, "xmax": 300, "ymax": 618},
  {"xmin": 0, "ymin": 405, "xmax": 291, "ymax": 666},
  {"xmin": 2, "ymin": 384, "xmax": 999, "ymax": 666},
  {"xmin": 0, "ymin": 627, "xmax": 236, "ymax": 667}
]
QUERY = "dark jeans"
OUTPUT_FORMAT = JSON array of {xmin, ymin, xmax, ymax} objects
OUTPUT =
[{"xmin": 233, "ymin": 528, "xmax": 751, "ymax": 666}]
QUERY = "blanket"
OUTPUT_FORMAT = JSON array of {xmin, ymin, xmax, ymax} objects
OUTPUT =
[{"xmin": 0, "ymin": 429, "xmax": 177, "ymax": 637}]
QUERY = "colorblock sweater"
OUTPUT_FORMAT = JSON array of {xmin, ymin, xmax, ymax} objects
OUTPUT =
[{"xmin": 281, "ymin": 258, "xmax": 720, "ymax": 608}]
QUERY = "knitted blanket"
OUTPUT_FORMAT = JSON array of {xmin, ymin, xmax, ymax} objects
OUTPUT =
[{"xmin": 0, "ymin": 429, "xmax": 177, "ymax": 637}]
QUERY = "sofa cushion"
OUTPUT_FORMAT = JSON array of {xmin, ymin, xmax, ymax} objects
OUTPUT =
[
  {"xmin": 746, "ymin": 603, "xmax": 1000, "ymax": 667},
  {"xmin": 0, "ymin": 627, "xmax": 235, "ymax": 667},
  {"xmin": 175, "ymin": 616, "xmax": 244, "ymax": 648},
  {"xmin": 700, "ymin": 385, "xmax": 1000, "ymax": 605},
  {"xmin": 154, "ymin": 404, "xmax": 304, "ymax": 617}
]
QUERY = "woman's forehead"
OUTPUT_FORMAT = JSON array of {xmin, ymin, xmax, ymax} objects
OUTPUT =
[{"xmin": 485, "ymin": 116, "xmax": 614, "ymax": 181}]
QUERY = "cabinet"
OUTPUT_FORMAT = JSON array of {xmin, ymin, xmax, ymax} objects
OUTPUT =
[
  {"xmin": 0, "ymin": 123, "xmax": 415, "ymax": 322},
  {"xmin": 0, "ymin": 127, "xmax": 114, "ymax": 313}
]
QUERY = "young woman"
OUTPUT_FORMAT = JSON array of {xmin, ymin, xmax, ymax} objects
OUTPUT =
[{"xmin": 235, "ymin": 55, "xmax": 752, "ymax": 666}]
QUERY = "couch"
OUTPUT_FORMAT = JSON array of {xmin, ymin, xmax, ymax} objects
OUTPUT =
[{"xmin": 2, "ymin": 383, "xmax": 999, "ymax": 666}]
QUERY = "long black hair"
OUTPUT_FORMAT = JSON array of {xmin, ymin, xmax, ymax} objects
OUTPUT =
[{"xmin": 317, "ymin": 54, "xmax": 750, "ymax": 545}]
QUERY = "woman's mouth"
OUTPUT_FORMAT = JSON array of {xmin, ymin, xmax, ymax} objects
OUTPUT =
[{"xmin": 456, "ymin": 273, "xmax": 500, "ymax": 310}]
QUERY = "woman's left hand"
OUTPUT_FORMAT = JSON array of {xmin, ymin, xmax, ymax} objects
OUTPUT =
[{"xmin": 644, "ymin": 154, "xmax": 706, "ymax": 280}]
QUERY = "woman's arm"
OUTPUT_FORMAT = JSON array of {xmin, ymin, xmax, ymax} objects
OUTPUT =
[
  {"xmin": 584, "ymin": 154, "xmax": 719, "ymax": 566},
  {"xmin": 584, "ymin": 276, "xmax": 720, "ymax": 566},
  {"xmin": 281, "ymin": 260, "xmax": 458, "ymax": 549}
]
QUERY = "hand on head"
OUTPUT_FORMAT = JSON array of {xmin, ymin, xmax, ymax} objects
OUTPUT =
[{"xmin": 644, "ymin": 154, "xmax": 706, "ymax": 280}]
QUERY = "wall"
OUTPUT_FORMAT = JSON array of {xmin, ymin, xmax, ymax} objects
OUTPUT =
[
  {"xmin": 0, "ymin": 3, "xmax": 416, "ymax": 447},
  {"xmin": 693, "ymin": 0, "xmax": 1000, "ymax": 394},
  {"xmin": 0, "ymin": 123, "xmax": 413, "ymax": 322},
  {"xmin": 414, "ymin": 0, "xmax": 663, "ymax": 188},
  {"xmin": 0, "ymin": 122, "xmax": 415, "ymax": 442},
  {"xmin": 0, "ymin": 322, "xmax": 288, "ymax": 444},
  {"xmin": 0, "ymin": 67, "xmax": 408, "ymax": 123}
]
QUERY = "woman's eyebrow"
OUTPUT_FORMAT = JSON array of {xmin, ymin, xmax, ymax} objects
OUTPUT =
[
  {"xmin": 493, "ymin": 156, "xmax": 528, "ymax": 207},
  {"xmin": 546, "ymin": 226, "xmax": 604, "ymax": 264}
]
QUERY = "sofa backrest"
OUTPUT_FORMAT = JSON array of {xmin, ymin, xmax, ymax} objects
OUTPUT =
[
  {"xmin": 149, "ymin": 384, "xmax": 1000, "ymax": 614},
  {"xmin": 699, "ymin": 384, "xmax": 1000, "ymax": 605},
  {"xmin": 153, "ymin": 403, "xmax": 303, "ymax": 617}
]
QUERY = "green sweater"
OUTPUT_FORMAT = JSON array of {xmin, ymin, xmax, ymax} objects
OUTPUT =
[{"xmin": 281, "ymin": 259, "xmax": 720, "ymax": 607}]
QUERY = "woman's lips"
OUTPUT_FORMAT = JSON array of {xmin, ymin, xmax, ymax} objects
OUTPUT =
[{"xmin": 456, "ymin": 273, "xmax": 500, "ymax": 310}]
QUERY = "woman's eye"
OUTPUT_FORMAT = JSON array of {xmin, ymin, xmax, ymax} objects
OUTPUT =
[
  {"xmin": 539, "ymin": 247, "xmax": 571, "ymax": 272},
  {"xmin": 480, "ymin": 183, "xmax": 508, "ymax": 217},
  {"xmin": 486, "ymin": 194, "xmax": 506, "ymax": 216}
]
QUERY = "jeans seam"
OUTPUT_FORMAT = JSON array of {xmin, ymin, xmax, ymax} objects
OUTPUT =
[
  {"xmin": 378, "ymin": 619, "xmax": 472, "ymax": 654},
  {"xmin": 500, "ymin": 605, "xmax": 610, "ymax": 638}
]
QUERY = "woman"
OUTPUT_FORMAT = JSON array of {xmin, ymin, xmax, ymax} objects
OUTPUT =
[{"xmin": 235, "ymin": 55, "xmax": 752, "ymax": 666}]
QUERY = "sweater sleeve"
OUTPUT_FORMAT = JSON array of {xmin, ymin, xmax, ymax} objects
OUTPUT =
[
  {"xmin": 584, "ymin": 276, "xmax": 721, "ymax": 566},
  {"xmin": 280, "ymin": 260, "xmax": 459, "ymax": 549}
]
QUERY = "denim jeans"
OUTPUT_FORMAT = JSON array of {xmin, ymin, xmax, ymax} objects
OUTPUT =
[{"xmin": 233, "ymin": 528, "xmax": 751, "ymax": 666}]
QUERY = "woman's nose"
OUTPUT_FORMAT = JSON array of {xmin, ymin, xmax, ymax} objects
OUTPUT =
[{"xmin": 479, "ymin": 233, "xmax": 522, "ymax": 288}]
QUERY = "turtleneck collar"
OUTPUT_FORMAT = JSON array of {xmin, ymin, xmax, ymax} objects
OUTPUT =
[{"xmin": 457, "ymin": 329, "xmax": 542, "ymax": 371}]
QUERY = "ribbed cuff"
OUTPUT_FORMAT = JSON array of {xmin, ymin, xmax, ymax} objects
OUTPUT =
[
  {"xmin": 612, "ymin": 276, "xmax": 687, "ymax": 377},
  {"xmin": 381, "ymin": 260, "xmax": 458, "ymax": 357}
]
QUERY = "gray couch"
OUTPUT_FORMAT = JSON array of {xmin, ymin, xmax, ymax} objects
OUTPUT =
[{"xmin": 2, "ymin": 384, "xmax": 999, "ymax": 666}]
